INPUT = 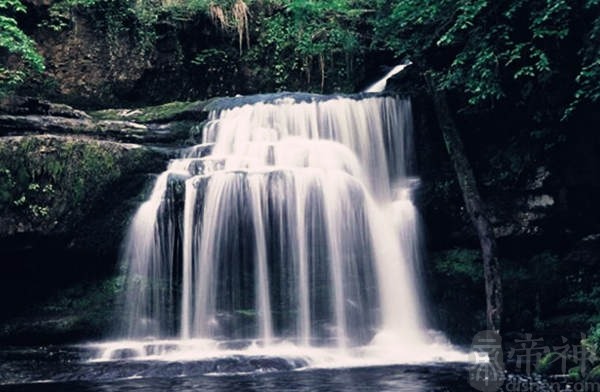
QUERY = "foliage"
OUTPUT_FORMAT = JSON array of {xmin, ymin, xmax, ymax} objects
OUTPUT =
[
  {"xmin": 373, "ymin": 0, "xmax": 600, "ymax": 117},
  {"xmin": 429, "ymin": 248, "xmax": 486, "ymax": 341},
  {"xmin": 569, "ymin": 366, "xmax": 583, "ymax": 381},
  {"xmin": 583, "ymin": 323, "xmax": 600, "ymax": 360},
  {"xmin": 11, "ymin": 274, "xmax": 128, "ymax": 340},
  {"xmin": 41, "ymin": 275, "xmax": 125, "ymax": 315},
  {"xmin": 247, "ymin": 0, "xmax": 368, "ymax": 92},
  {"xmin": 0, "ymin": 0, "xmax": 45, "ymax": 97},
  {"xmin": 536, "ymin": 352, "xmax": 570, "ymax": 375},
  {"xmin": 180, "ymin": 0, "xmax": 370, "ymax": 94},
  {"xmin": 573, "ymin": 323, "xmax": 600, "ymax": 380},
  {"xmin": 192, "ymin": 47, "xmax": 240, "ymax": 96},
  {"xmin": 30, "ymin": 0, "xmax": 370, "ymax": 95},
  {"xmin": 45, "ymin": 0, "xmax": 160, "ymax": 56},
  {"xmin": 566, "ymin": 0, "xmax": 600, "ymax": 116},
  {"xmin": 428, "ymin": 247, "xmax": 582, "ymax": 339},
  {"xmin": 4, "ymin": 0, "xmax": 598, "ymax": 100},
  {"xmin": 433, "ymin": 248, "xmax": 483, "ymax": 283}
]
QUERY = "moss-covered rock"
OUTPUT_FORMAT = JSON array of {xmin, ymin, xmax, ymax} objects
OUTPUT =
[
  {"xmin": 90, "ymin": 100, "xmax": 210, "ymax": 123},
  {"xmin": 0, "ymin": 97, "xmax": 207, "ymax": 144},
  {"xmin": 0, "ymin": 134, "xmax": 164, "ymax": 236},
  {"xmin": 89, "ymin": 101, "xmax": 211, "ymax": 145}
]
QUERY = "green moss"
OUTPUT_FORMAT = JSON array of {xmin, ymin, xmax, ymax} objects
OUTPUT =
[
  {"xmin": 0, "ymin": 136, "xmax": 160, "ymax": 235},
  {"xmin": 1, "ymin": 137, "xmax": 117, "ymax": 230},
  {"xmin": 91, "ymin": 100, "xmax": 207, "ymax": 123},
  {"xmin": 433, "ymin": 248, "xmax": 483, "ymax": 283}
]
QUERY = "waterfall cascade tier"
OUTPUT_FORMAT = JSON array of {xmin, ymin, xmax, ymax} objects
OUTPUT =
[
  {"xmin": 365, "ymin": 63, "xmax": 411, "ymax": 93},
  {"xmin": 118, "ymin": 92, "xmax": 431, "ymax": 353}
]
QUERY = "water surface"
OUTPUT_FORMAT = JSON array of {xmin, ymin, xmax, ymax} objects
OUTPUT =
[{"xmin": 0, "ymin": 345, "xmax": 473, "ymax": 391}]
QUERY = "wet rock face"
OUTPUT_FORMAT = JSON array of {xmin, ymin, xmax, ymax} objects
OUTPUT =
[
  {"xmin": 18, "ymin": 2, "xmax": 217, "ymax": 107},
  {"xmin": 487, "ymin": 166, "xmax": 557, "ymax": 241},
  {"xmin": 30, "ymin": 10, "xmax": 154, "ymax": 107}
]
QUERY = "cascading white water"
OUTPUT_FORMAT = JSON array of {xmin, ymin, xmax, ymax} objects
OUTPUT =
[
  {"xmin": 365, "ymin": 63, "xmax": 411, "ymax": 93},
  {"xmin": 104, "ymin": 92, "xmax": 467, "ymax": 365}
]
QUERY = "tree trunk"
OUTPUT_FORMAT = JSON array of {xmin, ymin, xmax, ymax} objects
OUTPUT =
[{"xmin": 428, "ymin": 86, "xmax": 503, "ymax": 332}]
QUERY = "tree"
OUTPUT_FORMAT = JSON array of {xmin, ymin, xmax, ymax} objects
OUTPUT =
[
  {"xmin": 374, "ymin": 0, "xmax": 599, "ymax": 114},
  {"xmin": 0, "ymin": 0, "xmax": 45, "ymax": 97},
  {"xmin": 428, "ymin": 80, "xmax": 503, "ymax": 332},
  {"xmin": 370, "ymin": 0, "xmax": 600, "ymax": 331}
]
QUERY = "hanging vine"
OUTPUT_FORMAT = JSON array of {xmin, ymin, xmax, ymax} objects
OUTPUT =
[{"xmin": 208, "ymin": 0, "xmax": 250, "ymax": 54}]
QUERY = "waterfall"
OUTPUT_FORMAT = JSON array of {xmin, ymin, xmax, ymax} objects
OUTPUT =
[
  {"xmin": 116, "ymin": 92, "xmax": 435, "ymax": 355},
  {"xmin": 365, "ymin": 63, "xmax": 411, "ymax": 93}
]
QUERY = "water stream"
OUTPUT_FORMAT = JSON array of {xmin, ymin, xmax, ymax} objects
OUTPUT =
[{"xmin": 102, "ymin": 92, "xmax": 465, "ymax": 367}]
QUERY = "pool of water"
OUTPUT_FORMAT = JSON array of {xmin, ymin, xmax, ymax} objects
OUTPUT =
[{"xmin": 0, "ymin": 345, "xmax": 475, "ymax": 391}]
